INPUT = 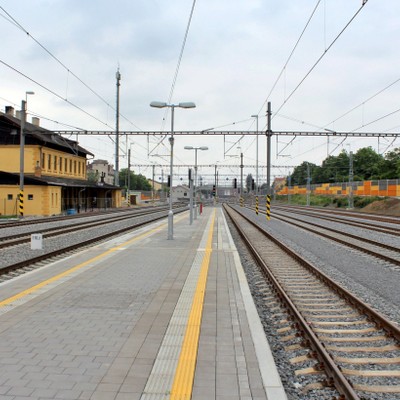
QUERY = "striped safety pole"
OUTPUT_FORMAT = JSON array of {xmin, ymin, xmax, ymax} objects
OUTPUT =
[
  {"xmin": 266, "ymin": 195, "xmax": 271, "ymax": 221},
  {"xmin": 240, "ymin": 196, "xmax": 244, "ymax": 207},
  {"xmin": 255, "ymin": 196, "xmax": 259, "ymax": 215},
  {"xmin": 19, "ymin": 190, "xmax": 24, "ymax": 217}
]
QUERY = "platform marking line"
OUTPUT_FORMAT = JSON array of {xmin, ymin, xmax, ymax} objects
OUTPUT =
[
  {"xmin": 169, "ymin": 209, "xmax": 215, "ymax": 399},
  {"xmin": 0, "ymin": 222, "xmax": 166, "ymax": 311}
]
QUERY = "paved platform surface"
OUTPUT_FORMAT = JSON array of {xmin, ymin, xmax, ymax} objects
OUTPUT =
[{"xmin": 0, "ymin": 206, "xmax": 287, "ymax": 400}]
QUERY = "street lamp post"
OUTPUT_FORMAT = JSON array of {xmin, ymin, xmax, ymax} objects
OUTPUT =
[
  {"xmin": 150, "ymin": 101, "xmax": 196, "ymax": 239},
  {"xmin": 184, "ymin": 145, "xmax": 208, "ymax": 220},
  {"xmin": 19, "ymin": 91, "xmax": 35, "ymax": 218}
]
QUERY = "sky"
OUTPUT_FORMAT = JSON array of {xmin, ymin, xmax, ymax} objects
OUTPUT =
[{"xmin": 1, "ymin": 0, "xmax": 400, "ymax": 186}]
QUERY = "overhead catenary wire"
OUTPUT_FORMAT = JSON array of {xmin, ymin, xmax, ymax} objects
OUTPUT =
[
  {"xmin": 149, "ymin": 0, "xmax": 197, "ymax": 156},
  {"xmin": 0, "ymin": 6, "xmax": 142, "ymax": 131},
  {"xmin": 258, "ymin": 0, "xmax": 323, "ymax": 116},
  {"xmin": 0, "ymin": 58, "xmax": 113, "ymax": 129},
  {"xmin": 272, "ymin": 1, "xmax": 369, "ymax": 120}
]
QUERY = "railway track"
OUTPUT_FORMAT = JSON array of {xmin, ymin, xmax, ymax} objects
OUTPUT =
[
  {"xmin": 224, "ymin": 203, "xmax": 400, "ymax": 400},
  {"xmin": 271, "ymin": 205, "xmax": 400, "ymax": 237},
  {"xmin": 0, "ymin": 206, "xmax": 172, "ymax": 250},
  {"xmin": 0, "ymin": 205, "xmax": 188, "ymax": 278},
  {"xmin": 273, "ymin": 204, "xmax": 400, "ymax": 226},
  {"xmin": 244, "ymin": 205, "xmax": 400, "ymax": 268}
]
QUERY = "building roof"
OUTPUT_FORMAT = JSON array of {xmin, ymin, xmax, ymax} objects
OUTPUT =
[
  {"xmin": 0, "ymin": 171, "xmax": 120, "ymax": 189},
  {"xmin": 0, "ymin": 112, "xmax": 93, "ymax": 157}
]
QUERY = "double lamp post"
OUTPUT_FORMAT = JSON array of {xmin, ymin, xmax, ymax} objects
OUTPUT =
[{"xmin": 150, "ymin": 101, "xmax": 196, "ymax": 240}]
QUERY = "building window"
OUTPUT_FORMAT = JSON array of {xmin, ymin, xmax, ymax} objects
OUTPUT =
[
  {"xmin": 70, "ymin": 160, "xmax": 72, "ymax": 173},
  {"xmin": 48, "ymin": 154, "xmax": 51, "ymax": 170},
  {"xmin": 78, "ymin": 161, "xmax": 81, "ymax": 175},
  {"xmin": 74, "ymin": 160, "xmax": 77, "ymax": 174},
  {"xmin": 28, "ymin": 194, "xmax": 34, "ymax": 200},
  {"xmin": 60, "ymin": 157, "xmax": 63, "ymax": 172},
  {"xmin": 42, "ymin": 153, "xmax": 45, "ymax": 168},
  {"xmin": 7, "ymin": 194, "xmax": 13, "ymax": 200},
  {"xmin": 65, "ymin": 158, "xmax": 68, "ymax": 172},
  {"xmin": 54, "ymin": 156, "xmax": 57, "ymax": 171}
]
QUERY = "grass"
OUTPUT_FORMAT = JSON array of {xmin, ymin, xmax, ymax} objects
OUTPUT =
[{"xmin": 275, "ymin": 194, "xmax": 384, "ymax": 209}]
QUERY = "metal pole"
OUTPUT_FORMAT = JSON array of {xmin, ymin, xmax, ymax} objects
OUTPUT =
[
  {"xmin": 194, "ymin": 148, "xmax": 198, "ymax": 220},
  {"xmin": 348, "ymin": 151, "xmax": 354, "ymax": 209},
  {"xmin": 266, "ymin": 102, "xmax": 272, "ymax": 196},
  {"xmin": 240, "ymin": 152, "xmax": 244, "ymax": 203},
  {"xmin": 252, "ymin": 115, "xmax": 259, "ymax": 194},
  {"xmin": 19, "ymin": 99, "xmax": 26, "ymax": 218},
  {"xmin": 115, "ymin": 69, "xmax": 121, "ymax": 186},
  {"xmin": 127, "ymin": 148, "xmax": 131, "ymax": 206},
  {"xmin": 168, "ymin": 106, "xmax": 175, "ymax": 239},
  {"xmin": 152, "ymin": 164, "xmax": 155, "ymax": 206},
  {"xmin": 189, "ymin": 168, "xmax": 193, "ymax": 225},
  {"xmin": 306, "ymin": 162, "xmax": 311, "ymax": 206}
]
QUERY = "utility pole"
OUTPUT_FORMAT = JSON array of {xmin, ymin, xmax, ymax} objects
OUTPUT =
[
  {"xmin": 127, "ymin": 148, "xmax": 131, "ymax": 206},
  {"xmin": 240, "ymin": 152, "xmax": 244, "ymax": 206},
  {"xmin": 115, "ymin": 69, "xmax": 121, "ymax": 186},
  {"xmin": 266, "ymin": 102, "xmax": 272, "ymax": 195},
  {"xmin": 288, "ymin": 172, "xmax": 292, "ymax": 205},
  {"xmin": 306, "ymin": 162, "xmax": 311, "ymax": 206},
  {"xmin": 152, "ymin": 164, "xmax": 155, "ymax": 206},
  {"xmin": 348, "ymin": 151, "xmax": 354, "ymax": 209}
]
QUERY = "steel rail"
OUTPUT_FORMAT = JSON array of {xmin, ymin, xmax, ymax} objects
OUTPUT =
[
  {"xmin": 223, "ymin": 204, "xmax": 359, "ymax": 400},
  {"xmin": 0, "ymin": 207, "xmax": 187, "ymax": 276}
]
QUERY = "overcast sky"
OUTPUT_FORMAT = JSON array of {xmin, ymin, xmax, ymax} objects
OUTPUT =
[{"xmin": 1, "ymin": 0, "xmax": 399, "ymax": 185}]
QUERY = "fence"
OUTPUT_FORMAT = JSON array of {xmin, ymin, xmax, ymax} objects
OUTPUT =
[{"xmin": 277, "ymin": 179, "xmax": 400, "ymax": 197}]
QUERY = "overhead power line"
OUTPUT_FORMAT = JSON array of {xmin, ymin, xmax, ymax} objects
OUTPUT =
[
  {"xmin": 259, "ymin": 0, "xmax": 322, "ymax": 116},
  {"xmin": 0, "ymin": 6, "xmax": 141, "ymax": 130},
  {"xmin": 273, "ymin": 1, "xmax": 369, "ymax": 119}
]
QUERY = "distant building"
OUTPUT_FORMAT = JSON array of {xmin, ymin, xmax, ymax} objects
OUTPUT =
[
  {"xmin": 87, "ymin": 160, "xmax": 115, "ymax": 185},
  {"xmin": 172, "ymin": 185, "xmax": 190, "ymax": 202}
]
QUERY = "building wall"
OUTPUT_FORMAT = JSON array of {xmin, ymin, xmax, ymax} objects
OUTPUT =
[
  {"xmin": 87, "ymin": 161, "xmax": 114, "ymax": 184},
  {"xmin": 0, "ymin": 185, "xmax": 62, "ymax": 216},
  {"xmin": 0, "ymin": 145, "xmax": 87, "ymax": 179}
]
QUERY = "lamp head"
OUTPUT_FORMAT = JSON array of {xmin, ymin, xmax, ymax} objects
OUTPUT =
[
  {"xmin": 184, "ymin": 146, "xmax": 194, "ymax": 150},
  {"xmin": 150, "ymin": 101, "xmax": 167, "ymax": 108},
  {"xmin": 251, "ymin": 114, "xmax": 258, "ymax": 118},
  {"xmin": 178, "ymin": 102, "xmax": 196, "ymax": 109},
  {"xmin": 199, "ymin": 146, "xmax": 208, "ymax": 151}
]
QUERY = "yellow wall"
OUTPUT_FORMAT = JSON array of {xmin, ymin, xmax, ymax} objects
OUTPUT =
[
  {"xmin": 0, "ymin": 145, "xmax": 87, "ymax": 179},
  {"xmin": 0, "ymin": 185, "xmax": 62, "ymax": 216}
]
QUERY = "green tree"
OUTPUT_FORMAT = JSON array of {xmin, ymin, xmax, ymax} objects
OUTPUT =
[
  {"xmin": 290, "ymin": 162, "xmax": 317, "ymax": 186},
  {"xmin": 381, "ymin": 148, "xmax": 400, "ymax": 179},
  {"xmin": 118, "ymin": 169, "xmax": 152, "ymax": 190},
  {"xmin": 246, "ymin": 173, "xmax": 253, "ymax": 192},
  {"xmin": 354, "ymin": 147, "xmax": 384, "ymax": 180}
]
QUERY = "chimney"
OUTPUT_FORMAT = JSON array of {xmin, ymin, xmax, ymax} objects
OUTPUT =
[
  {"xmin": 32, "ymin": 117, "xmax": 40, "ymax": 126},
  {"xmin": 5, "ymin": 106, "xmax": 14, "ymax": 117},
  {"xmin": 34, "ymin": 161, "xmax": 42, "ymax": 177}
]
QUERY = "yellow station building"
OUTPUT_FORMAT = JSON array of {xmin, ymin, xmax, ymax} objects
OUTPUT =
[{"xmin": 0, "ymin": 107, "xmax": 121, "ymax": 216}]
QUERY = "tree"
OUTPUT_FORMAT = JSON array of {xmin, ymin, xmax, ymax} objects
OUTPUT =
[
  {"xmin": 354, "ymin": 147, "xmax": 384, "ymax": 180},
  {"xmin": 245, "ymin": 173, "xmax": 253, "ymax": 192},
  {"xmin": 381, "ymin": 148, "xmax": 400, "ymax": 179},
  {"xmin": 118, "ymin": 169, "xmax": 152, "ymax": 190},
  {"xmin": 290, "ymin": 162, "xmax": 317, "ymax": 186}
]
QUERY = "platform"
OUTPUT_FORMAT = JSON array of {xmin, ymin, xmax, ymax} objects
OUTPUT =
[{"xmin": 0, "ymin": 206, "xmax": 287, "ymax": 400}]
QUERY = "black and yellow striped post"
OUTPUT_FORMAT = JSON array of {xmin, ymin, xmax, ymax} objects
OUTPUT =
[
  {"xmin": 255, "ymin": 196, "xmax": 259, "ymax": 215},
  {"xmin": 266, "ymin": 195, "xmax": 271, "ymax": 221},
  {"xmin": 19, "ymin": 190, "xmax": 24, "ymax": 217},
  {"xmin": 240, "ymin": 196, "xmax": 244, "ymax": 207}
]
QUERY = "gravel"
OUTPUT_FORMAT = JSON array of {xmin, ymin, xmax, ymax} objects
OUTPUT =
[{"xmin": 225, "ymin": 205, "xmax": 400, "ymax": 400}]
